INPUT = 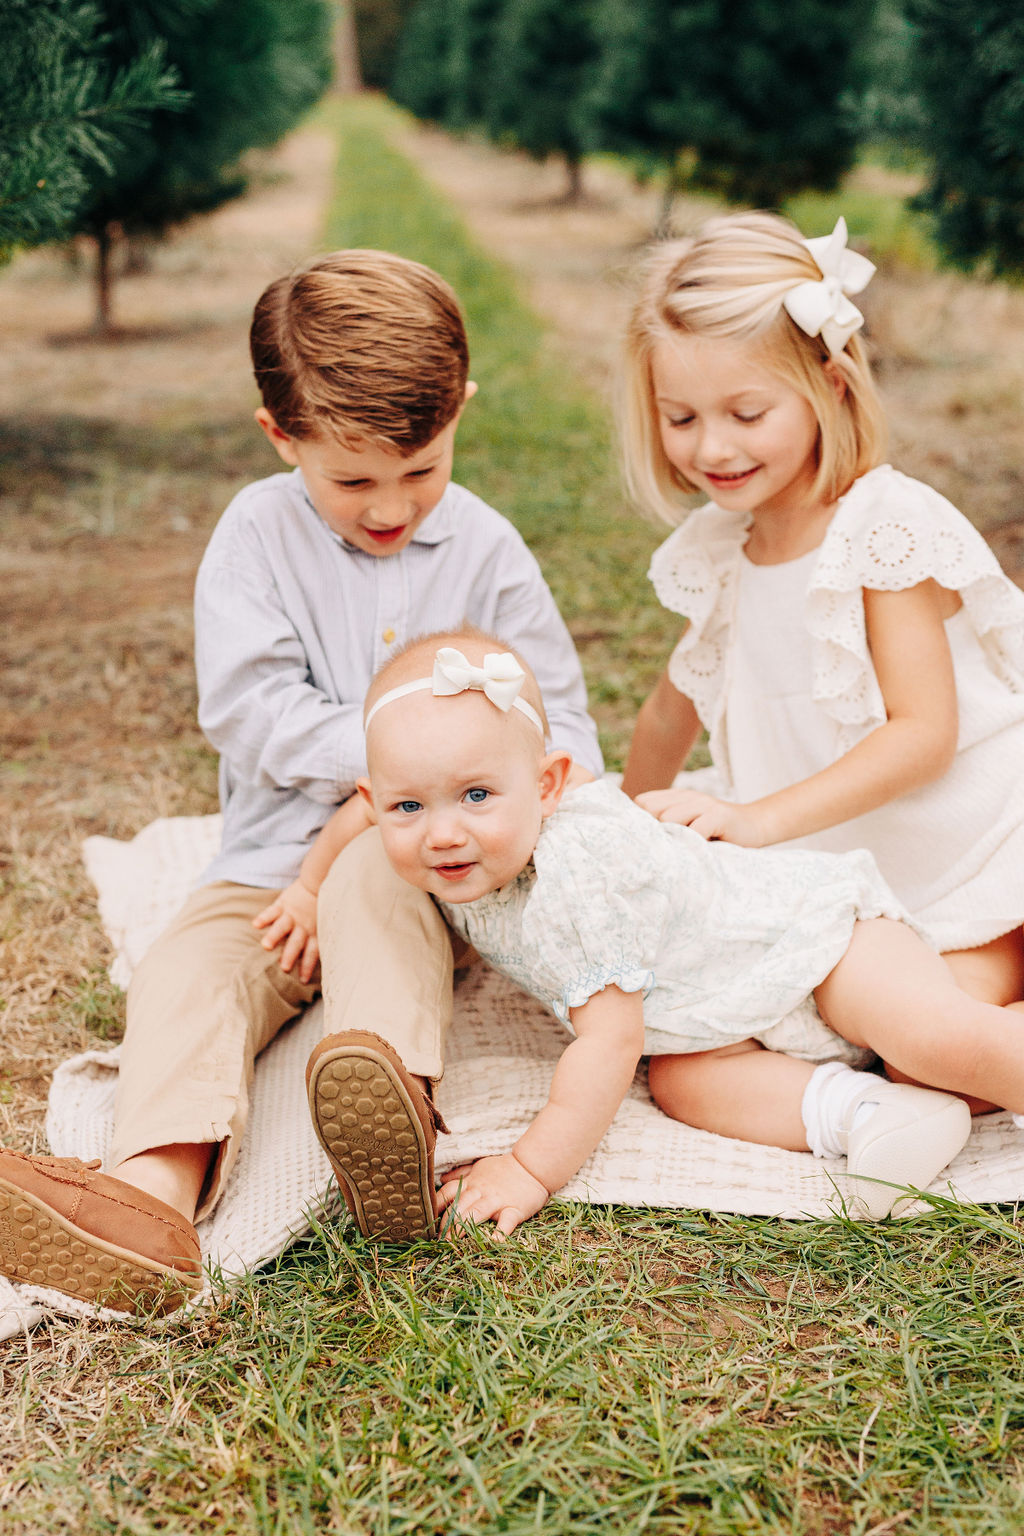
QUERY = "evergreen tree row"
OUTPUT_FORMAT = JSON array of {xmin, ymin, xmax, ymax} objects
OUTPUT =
[
  {"xmin": 391, "ymin": 0, "xmax": 875, "ymax": 208},
  {"xmin": 388, "ymin": 0, "xmax": 1024, "ymax": 275}
]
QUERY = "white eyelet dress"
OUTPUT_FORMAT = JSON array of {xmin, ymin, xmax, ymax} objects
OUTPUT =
[{"xmin": 649, "ymin": 464, "xmax": 1024, "ymax": 953}]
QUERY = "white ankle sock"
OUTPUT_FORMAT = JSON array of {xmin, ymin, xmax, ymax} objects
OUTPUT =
[{"xmin": 801, "ymin": 1062, "xmax": 884, "ymax": 1160}]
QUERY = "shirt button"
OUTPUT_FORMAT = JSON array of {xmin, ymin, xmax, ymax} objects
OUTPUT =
[{"xmin": 382, "ymin": 627, "xmax": 396, "ymax": 645}]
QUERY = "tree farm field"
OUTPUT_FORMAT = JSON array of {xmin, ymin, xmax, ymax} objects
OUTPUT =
[{"xmin": 3, "ymin": 94, "xmax": 1024, "ymax": 1532}]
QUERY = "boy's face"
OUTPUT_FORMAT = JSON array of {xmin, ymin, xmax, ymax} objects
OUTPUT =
[
  {"xmin": 360, "ymin": 692, "xmax": 570, "ymax": 904},
  {"xmin": 256, "ymin": 383, "xmax": 474, "ymax": 557}
]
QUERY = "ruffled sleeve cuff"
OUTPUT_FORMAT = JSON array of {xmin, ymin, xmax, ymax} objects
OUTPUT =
[
  {"xmin": 554, "ymin": 966, "xmax": 655, "ymax": 1027},
  {"xmin": 647, "ymin": 504, "xmax": 749, "ymax": 730},
  {"xmin": 808, "ymin": 465, "xmax": 1024, "ymax": 738}
]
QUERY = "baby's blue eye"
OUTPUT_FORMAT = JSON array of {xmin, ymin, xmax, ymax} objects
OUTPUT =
[
  {"xmin": 465, "ymin": 788, "xmax": 490, "ymax": 804},
  {"xmin": 397, "ymin": 800, "xmax": 422, "ymax": 814}
]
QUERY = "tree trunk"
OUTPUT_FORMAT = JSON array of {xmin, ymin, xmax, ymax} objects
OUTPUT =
[
  {"xmin": 655, "ymin": 163, "xmax": 681, "ymax": 238},
  {"xmin": 332, "ymin": 0, "xmax": 362, "ymax": 94},
  {"xmin": 93, "ymin": 224, "xmax": 116, "ymax": 334},
  {"xmin": 564, "ymin": 153, "xmax": 584, "ymax": 203}
]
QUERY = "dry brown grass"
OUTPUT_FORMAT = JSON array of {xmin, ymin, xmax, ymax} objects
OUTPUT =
[{"xmin": 0, "ymin": 128, "xmax": 336, "ymax": 1151}]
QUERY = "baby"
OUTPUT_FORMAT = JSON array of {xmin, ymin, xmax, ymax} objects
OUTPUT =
[{"xmin": 303, "ymin": 629, "xmax": 1024, "ymax": 1233}]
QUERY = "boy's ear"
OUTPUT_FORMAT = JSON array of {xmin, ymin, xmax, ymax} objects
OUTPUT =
[
  {"xmin": 463, "ymin": 380, "xmax": 478, "ymax": 405},
  {"xmin": 255, "ymin": 407, "xmax": 301, "ymax": 466},
  {"xmin": 355, "ymin": 776, "xmax": 375, "ymax": 811},
  {"xmin": 538, "ymin": 750, "xmax": 574, "ymax": 819}
]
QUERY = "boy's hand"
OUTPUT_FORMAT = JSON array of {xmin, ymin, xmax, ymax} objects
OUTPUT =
[
  {"xmin": 438, "ymin": 1153, "xmax": 549, "ymax": 1239},
  {"xmin": 253, "ymin": 880, "xmax": 320, "ymax": 982}
]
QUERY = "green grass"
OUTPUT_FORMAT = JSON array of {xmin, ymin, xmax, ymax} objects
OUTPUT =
[
  {"xmin": 6, "ymin": 96, "xmax": 1024, "ymax": 1535},
  {"xmin": 784, "ymin": 180, "xmax": 937, "ymax": 273}
]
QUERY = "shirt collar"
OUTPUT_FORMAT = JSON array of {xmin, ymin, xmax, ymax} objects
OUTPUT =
[{"xmin": 295, "ymin": 470, "xmax": 458, "ymax": 553}]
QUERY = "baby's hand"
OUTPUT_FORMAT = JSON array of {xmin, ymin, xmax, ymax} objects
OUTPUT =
[
  {"xmin": 438, "ymin": 1153, "xmax": 549, "ymax": 1239},
  {"xmin": 635, "ymin": 788, "xmax": 770, "ymax": 847},
  {"xmin": 252, "ymin": 880, "xmax": 320, "ymax": 982}
]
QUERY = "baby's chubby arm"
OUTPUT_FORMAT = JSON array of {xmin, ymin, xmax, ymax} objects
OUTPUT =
[
  {"xmin": 438, "ymin": 985, "xmax": 645, "ymax": 1237},
  {"xmin": 253, "ymin": 794, "xmax": 375, "ymax": 981}
]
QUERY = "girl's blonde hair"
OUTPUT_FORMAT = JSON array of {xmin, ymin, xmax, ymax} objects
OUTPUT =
[{"xmin": 620, "ymin": 211, "xmax": 887, "ymax": 523}]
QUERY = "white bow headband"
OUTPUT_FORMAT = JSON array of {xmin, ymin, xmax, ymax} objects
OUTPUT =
[
  {"xmin": 781, "ymin": 217, "xmax": 875, "ymax": 357},
  {"xmin": 364, "ymin": 646, "xmax": 546, "ymax": 737}
]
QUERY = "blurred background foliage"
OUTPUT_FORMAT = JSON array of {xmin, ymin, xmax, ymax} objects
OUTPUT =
[
  {"xmin": 1, "ymin": 0, "xmax": 334, "ymax": 327},
  {"xmin": 384, "ymin": 0, "xmax": 1024, "ymax": 275},
  {"xmin": 3, "ymin": 1, "xmax": 1022, "ymax": 296}
]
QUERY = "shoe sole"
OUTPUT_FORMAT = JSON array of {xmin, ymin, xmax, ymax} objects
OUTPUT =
[
  {"xmin": 846, "ymin": 1098, "xmax": 972, "ymax": 1220},
  {"xmin": 307, "ymin": 1046, "xmax": 436, "ymax": 1242},
  {"xmin": 0, "ymin": 1179, "xmax": 202, "ymax": 1315}
]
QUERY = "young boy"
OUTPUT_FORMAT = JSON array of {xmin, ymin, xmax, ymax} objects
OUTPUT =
[{"xmin": 0, "ymin": 250, "xmax": 602, "ymax": 1312}]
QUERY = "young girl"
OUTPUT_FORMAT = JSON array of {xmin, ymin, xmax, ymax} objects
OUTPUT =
[
  {"xmin": 322, "ymin": 629, "xmax": 1024, "ymax": 1237},
  {"xmin": 619, "ymin": 213, "xmax": 1024, "ymax": 1030}
]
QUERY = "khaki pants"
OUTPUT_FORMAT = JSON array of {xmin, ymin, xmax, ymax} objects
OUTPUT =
[{"xmin": 113, "ymin": 829, "xmax": 454, "ymax": 1218}]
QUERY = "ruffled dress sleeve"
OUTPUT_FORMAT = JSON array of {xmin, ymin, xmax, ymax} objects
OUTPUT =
[
  {"xmin": 808, "ymin": 464, "xmax": 1024, "ymax": 741},
  {"xmin": 647, "ymin": 503, "xmax": 750, "ymax": 735},
  {"xmin": 517, "ymin": 783, "xmax": 675, "ymax": 1028}
]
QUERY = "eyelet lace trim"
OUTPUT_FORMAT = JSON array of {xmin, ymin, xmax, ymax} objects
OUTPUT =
[{"xmin": 649, "ymin": 465, "xmax": 1024, "ymax": 756}]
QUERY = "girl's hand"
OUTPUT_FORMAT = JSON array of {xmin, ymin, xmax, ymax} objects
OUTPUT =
[
  {"xmin": 253, "ymin": 880, "xmax": 320, "ymax": 982},
  {"xmin": 438, "ymin": 1153, "xmax": 549, "ymax": 1239},
  {"xmin": 636, "ymin": 788, "xmax": 771, "ymax": 847}
]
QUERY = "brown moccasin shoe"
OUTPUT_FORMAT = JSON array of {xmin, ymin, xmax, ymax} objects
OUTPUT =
[
  {"xmin": 0, "ymin": 1146, "xmax": 203, "ymax": 1315},
  {"xmin": 306, "ymin": 1031, "xmax": 447, "ymax": 1242}
]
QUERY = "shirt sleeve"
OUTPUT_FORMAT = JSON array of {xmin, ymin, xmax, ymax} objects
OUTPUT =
[
  {"xmin": 491, "ymin": 541, "xmax": 604, "ymax": 778},
  {"xmin": 195, "ymin": 554, "xmax": 365, "ymax": 806}
]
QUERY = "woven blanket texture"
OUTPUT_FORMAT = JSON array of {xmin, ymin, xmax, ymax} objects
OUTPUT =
[{"xmin": 3, "ymin": 812, "xmax": 1023, "ymax": 1339}]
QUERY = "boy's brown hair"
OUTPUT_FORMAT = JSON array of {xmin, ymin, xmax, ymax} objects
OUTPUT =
[{"xmin": 250, "ymin": 249, "xmax": 470, "ymax": 451}]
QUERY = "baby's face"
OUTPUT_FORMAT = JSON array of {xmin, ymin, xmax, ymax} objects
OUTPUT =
[{"xmin": 361, "ymin": 691, "xmax": 564, "ymax": 903}]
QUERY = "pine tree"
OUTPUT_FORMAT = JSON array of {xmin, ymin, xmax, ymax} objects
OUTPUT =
[
  {"xmin": 584, "ymin": 0, "xmax": 689, "ymax": 222},
  {"xmin": 588, "ymin": 0, "xmax": 874, "ymax": 210},
  {"xmin": 906, "ymin": 0, "xmax": 1024, "ymax": 275},
  {"xmin": 0, "ymin": 0, "xmax": 182, "ymax": 264},
  {"xmin": 75, "ymin": 0, "xmax": 334, "ymax": 331},
  {"xmin": 390, "ymin": 0, "xmax": 457, "ymax": 123},
  {"xmin": 446, "ymin": 0, "xmax": 505, "ymax": 132},
  {"xmin": 485, "ymin": 0, "xmax": 599, "ymax": 200},
  {"xmin": 352, "ymin": 0, "xmax": 417, "ymax": 90}
]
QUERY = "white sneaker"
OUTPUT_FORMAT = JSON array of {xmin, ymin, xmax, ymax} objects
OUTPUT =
[{"xmin": 841, "ymin": 1081, "xmax": 972, "ymax": 1220}]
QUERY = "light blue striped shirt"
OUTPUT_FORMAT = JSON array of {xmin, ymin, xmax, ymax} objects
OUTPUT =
[{"xmin": 195, "ymin": 468, "xmax": 603, "ymax": 888}]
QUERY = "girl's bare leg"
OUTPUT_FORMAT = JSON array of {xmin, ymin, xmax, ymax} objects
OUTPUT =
[
  {"xmin": 942, "ymin": 926, "xmax": 1024, "ymax": 1005},
  {"xmin": 884, "ymin": 928, "xmax": 1024, "ymax": 1111},
  {"xmin": 815, "ymin": 919, "xmax": 1024, "ymax": 1113},
  {"xmin": 648, "ymin": 1041, "xmax": 815, "ymax": 1150}
]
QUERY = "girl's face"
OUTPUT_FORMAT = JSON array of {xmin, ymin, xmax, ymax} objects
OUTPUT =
[{"xmin": 651, "ymin": 336, "xmax": 825, "ymax": 520}]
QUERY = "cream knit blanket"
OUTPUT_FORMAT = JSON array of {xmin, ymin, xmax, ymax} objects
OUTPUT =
[{"xmin": 4, "ymin": 814, "xmax": 1023, "ymax": 1338}]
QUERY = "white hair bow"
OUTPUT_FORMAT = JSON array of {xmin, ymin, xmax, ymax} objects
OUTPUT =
[
  {"xmin": 432, "ymin": 647, "xmax": 527, "ymax": 711},
  {"xmin": 364, "ymin": 646, "xmax": 546, "ymax": 735},
  {"xmin": 781, "ymin": 216, "xmax": 876, "ymax": 358}
]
